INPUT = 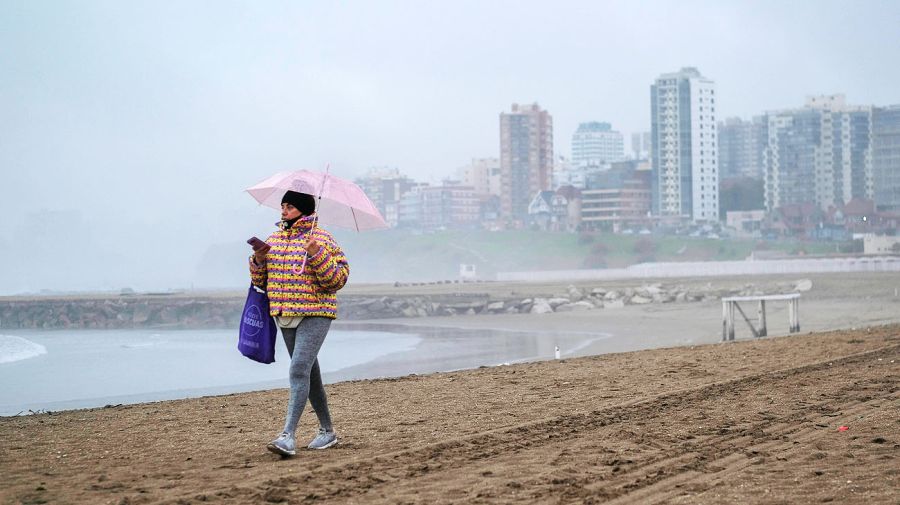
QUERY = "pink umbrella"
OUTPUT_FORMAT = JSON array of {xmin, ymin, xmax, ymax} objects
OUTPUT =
[{"xmin": 245, "ymin": 169, "xmax": 388, "ymax": 231}]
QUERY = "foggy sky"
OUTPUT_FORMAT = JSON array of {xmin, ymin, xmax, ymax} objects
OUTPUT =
[{"xmin": 1, "ymin": 0, "xmax": 899, "ymax": 294}]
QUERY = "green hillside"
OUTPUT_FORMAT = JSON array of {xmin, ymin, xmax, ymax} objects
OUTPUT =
[{"xmin": 331, "ymin": 230, "xmax": 839, "ymax": 283}]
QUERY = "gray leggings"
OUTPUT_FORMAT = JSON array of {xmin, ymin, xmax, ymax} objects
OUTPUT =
[{"xmin": 280, "ymin": 317, "xmax": 333, "ymax": 435}]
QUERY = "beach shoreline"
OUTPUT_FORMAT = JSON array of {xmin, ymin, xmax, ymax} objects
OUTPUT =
[
  {"xmin": 2, "ymin": 271, "xmax": 899, "ymax": 417},
  {"xmin": 2, "ymin": 272, "xmax": 899, "ymax": 503}
]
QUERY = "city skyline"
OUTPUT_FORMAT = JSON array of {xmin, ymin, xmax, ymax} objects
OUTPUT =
[
  {"xmin": 2, "ymin": 0, "xmax": 900, "ymax": 294},
  {"xmin": 4, "ymin": 3, "xmax": 900, "ymax": 213}
]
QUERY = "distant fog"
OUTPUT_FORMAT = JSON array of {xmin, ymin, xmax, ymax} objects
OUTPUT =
[{"xmin": 2, "ymin": 1, "xmax": 898, "ymax": 294}]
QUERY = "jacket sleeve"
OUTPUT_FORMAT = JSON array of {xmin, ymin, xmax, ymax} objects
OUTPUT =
[
  {"xmin": 249, "ymin": 255, "xmax": 268, "ymax": 288},
  {"xmin": 306, "ymin": 232, "xmax": 349, "ymax": 293},
  {"xmin": 249, "ymin": 235, "xmax": 271, "ymax": 288}
]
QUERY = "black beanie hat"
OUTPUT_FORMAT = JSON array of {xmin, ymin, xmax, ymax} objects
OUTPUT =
[{"xmin": 281, "ymin": 191, "xmax": 316, "ymax": 216}]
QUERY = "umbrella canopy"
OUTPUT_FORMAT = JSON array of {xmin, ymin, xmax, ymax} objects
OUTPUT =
[{"xmin": 246, "ymin": 170, "xmax": 388, "ymax": 231}]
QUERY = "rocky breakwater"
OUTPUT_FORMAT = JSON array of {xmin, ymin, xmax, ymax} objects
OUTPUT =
[
  {"xmin": 0, "ymin": 293, "xmax": 500, "ymax": 329},
  {"xmin": 341, "ymin": 279, "xmax": 814, "ymax": 318},
  {"xmin": 340, "ymin": 293, "xmax": 492, "ymax": 319},
  {"xmin": 0, "ymin": 279, "xmax": 813, "ymax": 329},
  {"xmin": 0, "ymin": 295, "xmax": 244, "ymax": 330}
]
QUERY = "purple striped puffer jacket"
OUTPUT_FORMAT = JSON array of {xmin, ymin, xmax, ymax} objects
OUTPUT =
[{"xmin": 249, "ymin": 215, "xmax": 349, "ymax": 318}]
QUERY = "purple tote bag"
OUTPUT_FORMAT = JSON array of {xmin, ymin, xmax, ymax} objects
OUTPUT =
[{"xmin": 238, "ymin": 285, "xmax": 277, "ymax": 364}]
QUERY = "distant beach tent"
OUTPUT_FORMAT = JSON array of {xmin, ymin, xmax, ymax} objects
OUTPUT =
[{"xmin": 246, "ymin": 169, "xmax": 388, "ymax": 231}]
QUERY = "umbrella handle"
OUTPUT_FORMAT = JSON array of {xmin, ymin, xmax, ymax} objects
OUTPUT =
[
  {"xmin": 292, "ymin": 229, "xmax": 310, "ymax": 275},
  {"xmin": 291, "ymin": 254, "xmax": 308, "ymax": 276}
]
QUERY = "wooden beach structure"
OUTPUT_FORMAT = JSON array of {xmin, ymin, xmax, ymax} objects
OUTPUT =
[{"xmin": 721, "ymin": 293, "xmax": 801, "ymax": 341}]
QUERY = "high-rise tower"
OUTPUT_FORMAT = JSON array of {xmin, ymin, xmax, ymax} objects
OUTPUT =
[
  {"xmin": 650, "ymin": 67, "xmax": 719, "ymax": 222},
  {"xmin": 499, "ymin": 103, "xmax": 553, "ymax": 223}
]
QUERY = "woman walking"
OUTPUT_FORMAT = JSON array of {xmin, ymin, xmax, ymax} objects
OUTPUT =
[{"xmin": 249, "ymin": 190, "xmax": 350, "ymax": 456}]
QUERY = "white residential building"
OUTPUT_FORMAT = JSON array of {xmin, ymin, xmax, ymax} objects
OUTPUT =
[
  {"xmin": 571, "ymin": 122, "xmax": 625, "ymax": 167},
  {"xmin": 631, "ymin": 131, "xmax": 652, "ymax": 160},
  {"xmin": 551, "ymin": 155, "xmax": 598, "ymax": 189},
  {"xmin": 650, "ymin": 67, "xmax": 719, "ymax": 222}
]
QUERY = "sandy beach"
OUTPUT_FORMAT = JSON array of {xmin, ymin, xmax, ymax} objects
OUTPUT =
[{"xmin": 1, "ymin": 272, "xmax": 899, "ymax": 504}]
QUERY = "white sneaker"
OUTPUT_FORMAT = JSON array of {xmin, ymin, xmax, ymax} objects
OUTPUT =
[
  {"xmin": 267, "ymin": 432, "xmax": 296, "ymax": 456},
  {"xmin": 306, "ymin": 428, "xmax": 337, "ymax": 450}
]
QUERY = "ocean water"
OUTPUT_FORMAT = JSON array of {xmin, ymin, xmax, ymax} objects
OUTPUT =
[
  {"xmin": 0, "ymin": 326, "xmax": 609, "ymax": 416},
  {"xmin": 0, "ymin": 329, "xmax": 419, "ymax": 416}
]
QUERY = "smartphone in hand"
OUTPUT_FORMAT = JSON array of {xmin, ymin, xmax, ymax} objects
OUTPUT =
[{"xmin": 247, "ymin": 237, "xmax": 270, "ymax": 252}]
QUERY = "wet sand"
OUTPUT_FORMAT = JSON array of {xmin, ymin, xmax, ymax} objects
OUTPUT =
[
  {"xmin": 359, "ymin": 272, "xmax": 900, "ymax": 357},
  {"xmin": 1, "ymin": 272, "xmax": 899, "ymax": 504}
]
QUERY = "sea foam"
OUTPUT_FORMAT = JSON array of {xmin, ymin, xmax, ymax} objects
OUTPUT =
[{"xmin": 0, "ymin": 335, "xmax": 48, "ymax": 364}]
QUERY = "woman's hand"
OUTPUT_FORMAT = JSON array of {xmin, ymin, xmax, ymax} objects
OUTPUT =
[
  {"xmin": 304, "ymin": 238, "xmax": 321, "ymax": 256},
  {"xmin": 253, "ymin": 248, "xmax": 268, "ymax": 265}
]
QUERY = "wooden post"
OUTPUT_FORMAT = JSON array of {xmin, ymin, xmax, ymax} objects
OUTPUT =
[
  {"xmin": 728, "ymin": 301, "xmax": 736, "ymax": 341},
  {"xmin": 758, "ymin": 300, "xmax": 767, "ymax": 337},
  {"xmin": 722, "ymin": 300, "xmax": 728, "ymax": 341},
  {"xmin": 787, "ymin": 298, "xmax": 793, "ymax": 333},
  {"xmin": 788, "ymin": 298, "xmax": 796, "ymax": 333},
  {"xmin": 725, "ymin": 301, "xmax": 731, "ymax": 341},
  {"xmin": 789, "ymin": 298, "xmax": 800, "ymax": 333}
]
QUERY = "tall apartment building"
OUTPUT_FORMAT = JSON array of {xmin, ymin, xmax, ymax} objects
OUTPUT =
[
  {"xmin": 764, "ymin": 95, "xmax": 873, "ymax": 211},
  {"xmin": 631, "ymin": 131, "xmax": 652, "ymax": 160},
  {"xmin": 457, "ymin": 157, "xmax": 501, "ymax": 197},
  {"xmin": 872, "ymin": 105, "xmax": 900, "ymax": 212},
  {"xmin": 650, "ymin": 67, "xmax": 719, "ymax": 222},
  {"xmin": 718, "ymin": 116, "xmax": 766, "ymax": 180},
  {"xmin": 499, "ymin": 103, "xmax": 554, "ymax": 223},
  {"xmin": 571, "ymin": 122, "xmax": 625, "ymax": 167}
]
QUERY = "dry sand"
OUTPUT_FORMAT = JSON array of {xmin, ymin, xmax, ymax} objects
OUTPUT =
[{"xmin": 2, "ymin": 272, "xmax": 899, "ymax": 504}]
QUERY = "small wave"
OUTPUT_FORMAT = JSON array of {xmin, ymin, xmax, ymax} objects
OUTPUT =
[
  {"xmin": 0, "ymin": 335, "xmax": 48, "ymax": 364},
  {"xmin": 564, "ymin": 335, "xmax": 612, "ymax": 355}
]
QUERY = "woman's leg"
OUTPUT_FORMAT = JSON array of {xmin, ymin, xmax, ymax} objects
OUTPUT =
[
  {"xmin": 282, "ymin": 317, "xmax": 332, "ymax": 435},
  {"xmin": 281, "ymin": 326, "xmax": 297, "ymax": 357},
  {"xmin": 308, "ymin": 357, "xmax": 333, "ymax": 431}
]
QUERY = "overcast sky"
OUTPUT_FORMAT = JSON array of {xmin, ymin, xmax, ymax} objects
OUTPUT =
[{"xmin": 1, "ymin": 0, "xmax": 899, "ymax": 294}]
